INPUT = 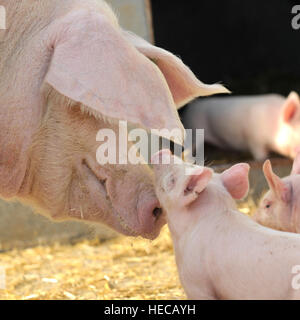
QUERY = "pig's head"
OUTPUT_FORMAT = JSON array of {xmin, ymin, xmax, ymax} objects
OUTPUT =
[
  {"xmin": 151, "ymin": 150, "xmax": 250, "ymax": 216},
  {"xmin": 253, "ymin": 154, "xmax": 300, "ymax": 232},
  {"xmin": 1, "ymin": 9, "xmax": 228, "ymax": 239},
  {"xmin": 22, "ymin": 89, "xmax": 166, "ymax": 239},
  {"xmin": 275, "ymin": 92, "xmax": 300, "ymax": 158}
]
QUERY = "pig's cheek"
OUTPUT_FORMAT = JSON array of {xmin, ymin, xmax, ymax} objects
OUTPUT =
[
  {"xmin": 253, "ymin": 208, "xmax": 266, "ymax": 225},
  {"xmin": 67, "ymin": 172, "xmax": 110, "ymax": 221},
  {"xmin": 103, "ymin": 178, "xmax": 136, "ymax": 219}
]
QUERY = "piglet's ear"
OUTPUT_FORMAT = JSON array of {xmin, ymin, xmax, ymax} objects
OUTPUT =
[
  {"xmin": 281, "ymin": 91, "xmax": 300, "ymax": 123},
  {"xmin": 263, "ymin": 160, "xmax": 290, "ymax": 202},
  {"xmin": 292, "ymin": 151, "xmax": 300, "ymax": 175},
  {"xmin": 44, "ymin": 10, "xmax": 184, "ymax": 141},
  {"xmin": 123, "ymin": 31, "xmax": 230, "ymax": 109},
  {"xmin": 182, "ymin": 167, "xmax": 213, "ymax": 207},
  {"xmin": 221, "ymin": 163, "xmax": 250, "ymax": 200}
]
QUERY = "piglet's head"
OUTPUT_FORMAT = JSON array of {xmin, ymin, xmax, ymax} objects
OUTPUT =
[
  {"xmin": 253, "ymin": 154, "xmax": 300, "ymax": 232},
  {"xmin": 151, "ymin": 150, "xmax": 250, "ymax": 212},
  {"xmin": 151, "ymin": 150, "xmax": 250, "ymax": 214},
  {"xmin": 151, "ymin": 150, "xmax": 213, "ymax": 212}
]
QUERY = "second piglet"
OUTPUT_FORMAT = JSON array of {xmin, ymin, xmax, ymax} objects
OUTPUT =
[
  {"xmin": 151, "ymin": 150, "xmax": 300, "ymax": 300},
  {"xmin": 181, "ymin": 92, "xmax": 300, "ymax": 160}
]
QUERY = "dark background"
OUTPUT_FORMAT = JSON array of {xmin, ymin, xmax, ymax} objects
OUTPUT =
[
  {"xmin": 151, "ymin": 0, "xmax": 300, "ymax": 161},
  {"xmin": 151, "ymin": 0, "xmax": 300, "ymax": 97}
]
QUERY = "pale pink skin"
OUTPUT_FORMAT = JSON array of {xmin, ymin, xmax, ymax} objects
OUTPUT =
[
  {"xmin": 0, "ymin": 0, "xmax": 228, "ymax": 239},
  {"xmin": 253, "ymin": 153, "xmax": 300, "ymax": 233},
  {"xmin": 181, "ymin": 92, "xmax": 300, "ymax": 160},
  {"xmin": 152, "ymin": 150, "xmax": 300, "ymax": 300}
]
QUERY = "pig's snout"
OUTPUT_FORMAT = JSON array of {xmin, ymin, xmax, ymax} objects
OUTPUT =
[
  {"xmin": 143, "ymin": 198, "xmax": 162, "ymax": 219},
  {"xmin": 137, "ymin": 197, "xmax": 164, "ymax": 239},
  {"xmin": 153, "ymin": 206, "xmax": 163, "ymax": 218}
]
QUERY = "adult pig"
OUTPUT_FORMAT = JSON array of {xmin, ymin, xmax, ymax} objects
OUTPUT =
[
  {"xmin": 181, "ymin": 92, "xmax": 300, "ymax": 160},
  {"xmin": 152, "ymin": 150, "xmax": 300, "ymax": 299},
  {"xmin": 0, "ymin": 0, "xmax": 228, "ymax": 239},
  {"xmin": 253, "ymin": 153, "xmax": 300, "ymax": 233}
]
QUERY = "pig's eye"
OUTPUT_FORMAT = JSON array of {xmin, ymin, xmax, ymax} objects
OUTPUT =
[{"xmin": 265, "ymin": 203, "xmax": 271, "ymax": 209}]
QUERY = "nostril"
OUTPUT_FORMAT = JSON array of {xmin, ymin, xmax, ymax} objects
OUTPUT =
[{"xmin": 153, "ymin": 207, "xmax": 162, "ymax": 218}]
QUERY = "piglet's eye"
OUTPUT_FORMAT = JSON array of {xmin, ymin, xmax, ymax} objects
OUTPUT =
[{"xmin": 265, "ymin": 203, "xmax": 271, "ymax": 209}]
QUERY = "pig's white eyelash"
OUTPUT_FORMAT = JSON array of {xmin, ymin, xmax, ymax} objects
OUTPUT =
[
  {"xmin": 79, "ymin": 104, "xmax": 119, "ymax": 125},
  {"xmin": 43, "ymin": 83, "xmax": 119, "ymax": 125}
]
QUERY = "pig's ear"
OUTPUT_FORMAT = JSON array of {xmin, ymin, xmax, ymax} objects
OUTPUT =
[
  {"xmin": 182, "ymin": 167, "xmax": 213, "ymax": 207},
  {"xmin": 44, "ymin": 11, "xmax": 183, "ymax": 140},
  {"xmin": 292, "ymin": 151, "xmax": 300, "ymax": 175},
  {"xmin": 123, "ymin": 31, "xmax": 230, "ymax": 109},
  {"xmin": 221, "ymin": 163, "xmax": 250, "ymax": 200},
  {"xmin": 281, "ymin": 91, "xmax": 300, "ymax": 123},
  {"xmin": 263, "ymin": 160, "xmax": 291, "ymax": 202}
]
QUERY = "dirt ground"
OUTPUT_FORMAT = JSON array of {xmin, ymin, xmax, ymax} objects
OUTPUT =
[
  {"xmin": 0, "ymin": 225, "xmax": 184, "ymax": 300},
  {"xmin": 0, "ymin": 200, "xmax": 254, "ymax": 300}
]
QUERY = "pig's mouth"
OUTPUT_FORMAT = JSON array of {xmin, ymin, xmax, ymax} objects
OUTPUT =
[{"xmin": 81, "ymin": 160, "xmax": 164, "ymax": 239}]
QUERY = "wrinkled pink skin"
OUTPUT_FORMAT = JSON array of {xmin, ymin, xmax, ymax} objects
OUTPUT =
[
  {"xmin": 181, "ymin": 92, "xmax": 300, "ymax": 160},
  {"xmin": 152, "ymin": 150, "xmax": 300, "ymax": 300},
  {"xmin": 253, "ymin": 153, "xmax": 300, "ymax": 233},
  {"xmin": 0, "ymin": 0, "xmax": 228, "ymax": 238}
]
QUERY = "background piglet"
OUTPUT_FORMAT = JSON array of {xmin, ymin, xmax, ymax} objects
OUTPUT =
[
  {"xmin": 181, "ymin": 92, "xmax": 300, "ymax": 160},
  {"xmin": 253, "ymin": 153, "xmax": 300, "ymax": 233},
  {"xmin": 152, "ymin": 150, "xmax": 300, "ymax": 300}
]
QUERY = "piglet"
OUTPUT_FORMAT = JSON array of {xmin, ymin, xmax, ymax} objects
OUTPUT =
[
  {"xmin": 151, "ymin": 150, "xmax": 300, "ymax": 300},
  {"xmin": 253, "ymin": 153, "xmax": 300, "ymax": 233},
  {"xmin": 181, "ymin": 92, "xmax": 300, "ymax": 160}
]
